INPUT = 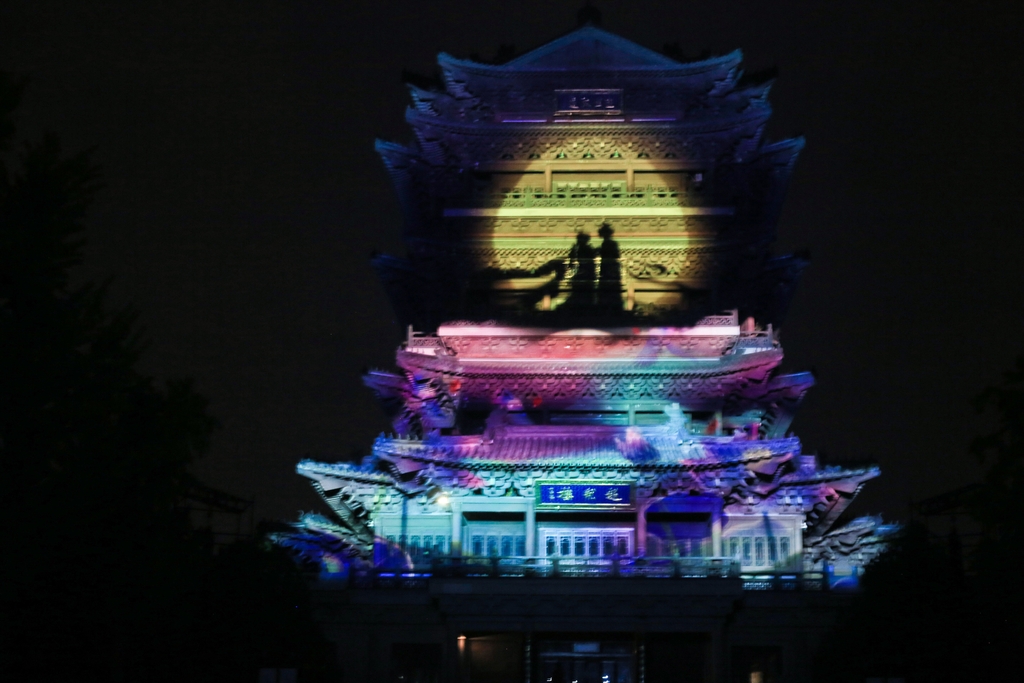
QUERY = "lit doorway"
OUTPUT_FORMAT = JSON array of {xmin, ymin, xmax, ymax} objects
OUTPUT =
[{"xmin": 536, "ymin": 638, "xmax": 634, "ymax": 683}]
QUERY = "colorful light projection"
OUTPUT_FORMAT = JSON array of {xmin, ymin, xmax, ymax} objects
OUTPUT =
[
  {"xmin": 371, "ymin": 27, "xmax": 808, "ymax": 332},
  {"xmin": 291, "ymin": 27, "xmax": 892, "ymax": 595},
  {"xmin": 446, "ymin": 163, "xmax": 719, "ymax": 316}
]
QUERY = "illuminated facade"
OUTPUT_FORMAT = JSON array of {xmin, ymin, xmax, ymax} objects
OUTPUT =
[{"xmin": 277, "ymin": 21, "xmax": 893, "ymax": 683}]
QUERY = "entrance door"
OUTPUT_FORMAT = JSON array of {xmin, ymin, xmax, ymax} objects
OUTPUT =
[{"xmin": 536, "ymin": 639, "xmax": 634, "ymax": 683}]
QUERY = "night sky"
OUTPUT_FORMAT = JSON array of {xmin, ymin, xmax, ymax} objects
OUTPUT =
[{"xmin": 3, "ymin": 0, "xmax": 1022, "ymax": 526}]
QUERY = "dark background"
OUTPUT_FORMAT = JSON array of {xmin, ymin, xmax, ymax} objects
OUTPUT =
[{"xmin": 2, "ymin": 0, "xmax": 1020, "ymax": 525}]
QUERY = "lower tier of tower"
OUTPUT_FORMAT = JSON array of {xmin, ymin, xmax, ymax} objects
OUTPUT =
[
  {"xmin": 371, "ymin": 496, "xmax": 812, "ymax": 577},
  {"xmin": 311, "ymin": 576, "xmax": 848, "ymax": 683}
]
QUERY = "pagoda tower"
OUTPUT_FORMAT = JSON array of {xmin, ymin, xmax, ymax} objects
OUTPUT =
[{"xmin": 277, "ymin": 22, "xmax": 892, "ymax": 683}]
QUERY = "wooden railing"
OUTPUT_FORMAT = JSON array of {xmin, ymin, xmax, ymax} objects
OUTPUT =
[
  {"xmin": 344, "ymin": 557, "xmax": 834, "ymax": 590},
  {"xmin": 739, "ymin": 572, "xmax": 829, "ymax": 591},
  {"xmin": 424, "ymin": 555, "xmax": 738, "ymax": 579},
  {"xmin": 457, "ymin": 186, "xmax": 710, "ymax": 209},
  {"xmin": 345, "ymin": 559, "xmax": 831, "ymax": 591}
]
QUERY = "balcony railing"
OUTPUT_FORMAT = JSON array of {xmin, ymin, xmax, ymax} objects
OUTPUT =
[
  {"xmin": 456, "ymin": 187, "xmax": 710, "ymax": 210},
  {"xmin": 342, "ymin": 556, "xmax": 829, "ymax": 592},
  {"xmin": 739, "ymin": 572, "xmax": 828, "ymax": 591},
  {"xmin": 429, "ymin": 555, "xmax": 738, "ymax": 579}
]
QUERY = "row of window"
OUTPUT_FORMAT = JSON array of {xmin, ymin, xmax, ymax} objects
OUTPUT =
[
  {"xmin": 726, "ymin": 536, "xmax": 792, "ymax": 567},
  {"xmin": 645, "ymin": 536, "xmax": 712, "ymax": 558},
  {"xmin": 470, "ymin": 534, "xmax": 528, "ymax": 557},
  {"xmin": 543, "ymin": 531, "xmax": 632, "ymax": 558},
  {"xmin": 464, "ymin": 531, "xmax": 637, "ymax": 558},
  {"xmin": 381, "ymin": 533, "xmax": 793, "ymax": 565},
  {"xmin": 384, "ymin": 535, "xmax": 449, "ymax": 558}
]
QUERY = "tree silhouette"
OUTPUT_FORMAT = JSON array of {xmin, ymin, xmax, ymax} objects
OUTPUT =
[
  {"xmin": 970, "ymin": 354, "xmax": 1024, "ymax": 545},
  {"xmin": 813, "ymin": 354, "xmax": 1024, "ymax": 682},
  {"xmin": 0, "ymin": 73, "xmax": 334, "ymax": 683}
]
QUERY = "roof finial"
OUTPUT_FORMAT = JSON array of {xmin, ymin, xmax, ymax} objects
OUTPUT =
[{"xmin": 577, "ymin": 0, "xmax": 602, "ymax": 27}]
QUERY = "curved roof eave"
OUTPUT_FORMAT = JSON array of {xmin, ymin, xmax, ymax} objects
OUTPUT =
[
  {"xmin": 396, "ymin": 346, "xmax": 784, "ymax": 378},
  {"xmin": 374, "ymin": 137, "xmax": 418, "ymax": 158},
  {"xmin": 405, "ymin": 106, "xmax": 773, "ymax": 138},
  {"xmin": 436, "ymin": 24, "xmax": 743, "ymax": 77},
  {"xmin": 372, "ymin": 434, "xmax": 800, "ymax": 470},
  {"xmin": 438, "ymin": 50, "xmax": 744, "ymax": 77}
]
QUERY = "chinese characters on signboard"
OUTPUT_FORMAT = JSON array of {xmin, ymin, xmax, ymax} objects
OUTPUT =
[
  {"xmin": 537, "ymin": 483, "xmax": 632, "ymax": 507},
  {"xmin": 555, "ymin": 89, "xmax": 622, "ymax": 114}
]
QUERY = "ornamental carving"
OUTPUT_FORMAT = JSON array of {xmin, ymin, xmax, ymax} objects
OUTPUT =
[
  {"xmin": 453, "ymin": 245, "xmax": 725, "ymax": 280},
  {"xmin": 439, "ymin": 334, "xmax": 737, "ymax": 359},
  {"xmin": 445, "ymin": 374, "xmax": 750, "ymax": 404},
  {"xmin": 439, "ymin": 128, "xmax": 736, "ymax": 163}
]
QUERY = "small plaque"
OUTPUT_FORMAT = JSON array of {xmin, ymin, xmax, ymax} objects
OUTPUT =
[
  {"xmin": 556, "ymin": 89, "xmax": 622, "ymax": 115},
  {"xmin": 537, "ymin": 481, "xmax": 632, "ymax": 508}
]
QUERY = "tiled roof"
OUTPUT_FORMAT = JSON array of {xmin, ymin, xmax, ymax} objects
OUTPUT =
[
  {"xmin": 297, "ymin": 460, "xmax": 393, "ymax": 485},
  {"xmin": 780, "ymin": 466, "xmax": 880, "ymax": 490},
  {"xmin": 374, "ymin": 429, "xmax": 800, "ymax": 470},
  {"xmin": 396, "ymin": 347, "xmax": 783, "ymax": 378}
]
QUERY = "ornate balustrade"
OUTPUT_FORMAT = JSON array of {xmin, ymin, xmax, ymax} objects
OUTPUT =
[
  {"xmin": 345, "ymin": 560, "xmax": 830, "ymax": 591},
  {"xmin": 429, "ymin": 555, "xmax": 739, "ymax": 579},
  {"xmin": 455, "ymin": 187, "xmax": 710, "ymax": 209},
  {"xmin": 733, "ymin": 332, "xmax": 775, "ymax": 352},
  {"xmin": 739, "ymin": 572, "xmax": 828, "ymax": 591},
  {"xmin": 404, "ymin": 335, "xmax": 453, "ymax": 355},
  {"xmin": 344, "ymin": 556, "xmax": 840, "ymax": 590}
]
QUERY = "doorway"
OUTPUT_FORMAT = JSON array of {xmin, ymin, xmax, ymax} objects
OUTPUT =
[{"xmin": 536, "ymin": 637, "xmax": 634, "ymax": 683}]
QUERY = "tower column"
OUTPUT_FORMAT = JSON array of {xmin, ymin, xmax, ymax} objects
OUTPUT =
[
  {"xmin": 451, "ymin": 499, "xmax": 463, "ymax": 556},
  {"xmin": 712, "ymin": 511, "xmax": 723, "ymax": 557},
  {"xmin": 525, "ymin": 499, "xmax": 536, "ymax": 556},
  {"xmin": 636, "ymin": 499, "xmax": 648, "ymax": 556}
]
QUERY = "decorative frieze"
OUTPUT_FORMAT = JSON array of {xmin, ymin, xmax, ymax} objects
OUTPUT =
[
  {"xmin": 432, "ymin": 332, "xmax": 745, "ymax": 360},
  {"xmin": 459, "ymin": 215, "xmax": 715, "ymax": 237}
]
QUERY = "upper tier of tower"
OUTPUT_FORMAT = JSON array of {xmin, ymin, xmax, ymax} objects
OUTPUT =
[
  {"xmin": 419, "ymin": 27, "xmax": 766, "ymax": 133},
  {"xmin": 373, "ymin": 25, "xmax": 807, "ymax": 330}
]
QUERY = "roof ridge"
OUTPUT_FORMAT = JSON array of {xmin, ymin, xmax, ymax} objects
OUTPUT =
[{"xmin": 438, "ymin": 26, "xmax": 742, "ymax": 75}]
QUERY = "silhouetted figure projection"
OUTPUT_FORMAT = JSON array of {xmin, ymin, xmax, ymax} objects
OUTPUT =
[
  {"xmin": 473, "ymin": 258, "xmax": 567, "ymax": 313},
  {"xmin": 527, "ymin": 258, "xmax": 567, "ymax": 310},
  {"xmin": 597, "ymin": 222, "xmax": 623, "ymax": 311},
  {"xmin": 565, "ymin": 232, "xmax": 596, "ymax": 309}
]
